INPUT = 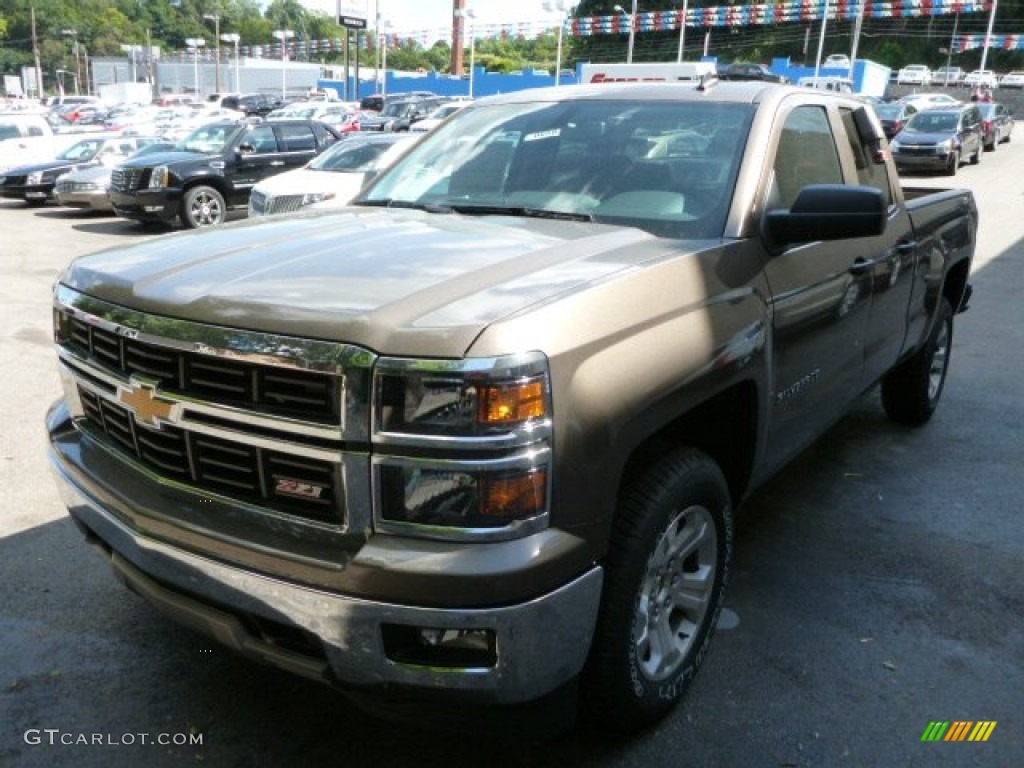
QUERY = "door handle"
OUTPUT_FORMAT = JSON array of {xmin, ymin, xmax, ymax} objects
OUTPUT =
[
  {"xmin": 269, "ymin": 161, "xmax": 285, "ymax": 166},
  {"xmin": 849, "ymin": 257, "xmax": 882, "ymax": 276},
  {"xmin": 894, "ymin": 241, "xmax": 918, "ymax": 254}
]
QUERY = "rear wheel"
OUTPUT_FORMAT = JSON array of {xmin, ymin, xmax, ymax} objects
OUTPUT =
[
  {"xmin": 881, "ymin": 299, "xmax": 953, "ymax": 425},
  {"xmin": 180, "ymin": 185, "xmax": 226, "ymax": 229},
  {"xmin": 970, "ymin": 141, "xmax": 982, "ymax": 164},
  {"xmin": 583, "ymin": 448, "xmax": 733, "ymax": 732}
]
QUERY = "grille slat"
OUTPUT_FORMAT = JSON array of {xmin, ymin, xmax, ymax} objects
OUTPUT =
[
  {"xmin": 76, "ymin": 386, "xmax": 339, "ymax": 523},
  {"xmin": 59, "ymin": 310, "xmax": 338, "ymax": 424}
]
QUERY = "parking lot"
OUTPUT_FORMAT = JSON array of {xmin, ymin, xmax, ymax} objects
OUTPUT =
[{"xmin": 1, "ymin": 144, "xmax": 1022, "ymax": 767}]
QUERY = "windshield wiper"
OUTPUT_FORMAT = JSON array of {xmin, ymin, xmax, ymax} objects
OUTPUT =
[
  {"xmin": 352, "ymin": 199, "xmax": 454, "ymax": 213},
  {"xmin": 445, "ymin": 204, "xmax": 594, "ymax": 222}
]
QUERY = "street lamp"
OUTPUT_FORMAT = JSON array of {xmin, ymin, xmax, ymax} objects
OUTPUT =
[
  {"xmin": 613, "ymin": 1, "xmax": 638, "ymax": 64},
  {"xmin": 62, "ymin": 29, "xmax": 82, "ymax": 94},
  {"xmin": 543, "ymin": 0, "xmax": 569, "ymax": 86},
  {"xmin": 377, "ymin": 19, "xmax": 392, "ymax": 98},
  {"xmin": 203, "ymin": 14, "xmax": 222, "ymax": 94},
  {"xmin": 455, "ymin": 7, "xmax": 477, "ymax": 98},
  {"xmin": 221, "ymin": 33, "xmax": 241, "ymax": 94},
  {"xmin": 272, "ymin": 29, "xmax": 295, "ymax": 101},
  {"xmin": 185, "ymin": 37, "xmax": 205, "ymax": 97},
  {"xmin": 675, "ymin": 0, "xmax": 689, "ymax": 63}
]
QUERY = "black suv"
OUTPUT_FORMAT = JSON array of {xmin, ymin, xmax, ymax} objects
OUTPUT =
[
  {"xmin": 109, "ymin": 119, "xmax": 341, "ymax": 228},
  {"xmin": 719, "ymin": 62, "xmax": 789, "ymax": 84},
  {"xmin": 220, "ymin": 93, "xmax": 282, "ymax": 117}
]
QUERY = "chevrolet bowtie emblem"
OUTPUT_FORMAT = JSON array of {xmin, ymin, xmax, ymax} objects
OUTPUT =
[{"xmin": 117, "ymin": 382, "xmax": 179, "ymax": 427}]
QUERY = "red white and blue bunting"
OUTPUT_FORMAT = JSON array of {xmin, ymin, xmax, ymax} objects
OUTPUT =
[{"xmin": 954, "ymin": 34, "xmax": 1024, "ymax": 50}]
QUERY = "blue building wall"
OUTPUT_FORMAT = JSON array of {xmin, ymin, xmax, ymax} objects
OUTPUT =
[
  {"xmin": 319, "ymin": 67, "xmax": 580, "ymax": 102},
  {"xmin": 319, "ymin": 59, "xmax": 889, "ymax": 102}
]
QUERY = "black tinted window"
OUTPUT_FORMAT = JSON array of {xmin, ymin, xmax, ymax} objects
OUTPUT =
[{"xmin": 277, "ymin": 124, "xmax": 316, "ymax": 152}]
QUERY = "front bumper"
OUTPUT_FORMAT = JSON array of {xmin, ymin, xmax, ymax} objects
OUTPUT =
[
  {"xmin": 47, "ymin": 403, "xmax": 603, "ymax": 704},
  {"xmin": 108, "ymin": 188, "xmax": 180, "ymax": 222},
  {"xmin": 1, "ymin": 183, "xmax": 52, "ymax": 201},
  {"xmin": 892, "ymin": 151, "xmax": 953, "ymax": 171}
]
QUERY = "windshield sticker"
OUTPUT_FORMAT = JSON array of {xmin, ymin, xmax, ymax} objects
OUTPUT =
[{"xmin": 524, "ymin": 129, "xmax": 561, "ymax": 142}]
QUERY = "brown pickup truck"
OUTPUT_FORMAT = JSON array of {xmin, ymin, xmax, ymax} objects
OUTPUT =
[{"xmin": 47, "ymin": 81, "xmax": 975, "ymax": 730}]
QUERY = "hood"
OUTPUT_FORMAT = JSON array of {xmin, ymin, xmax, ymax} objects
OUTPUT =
[
  {"xmin": 119, "ymin": 150, "xmax": 209, "ymax": 167},
  {"xmin": 60, "ymin": 208, "xmax": 687, "ymax": 358},
  {"xmin": 3, "ymin": 158, "xmax": 91, "ymax": 176},
  {"xmin": 895, "ymin": 130, "xmax": 959, "ymax": 146}
]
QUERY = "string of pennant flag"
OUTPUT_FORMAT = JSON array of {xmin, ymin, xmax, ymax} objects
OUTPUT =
[{"xmin": 182, "ymin": 0, "xmax": 1010, "ymax": 59}]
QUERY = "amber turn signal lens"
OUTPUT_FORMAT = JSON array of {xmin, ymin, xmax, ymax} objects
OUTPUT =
[
  {"xmin": 481, "ymin": 470, "xmax": 547, "ymax": 519},
  {"xmin": 478, "ymin": 379, "xmax": 546, "ymax": 425}
]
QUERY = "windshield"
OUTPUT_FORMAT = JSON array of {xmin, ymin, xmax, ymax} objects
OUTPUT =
[
  {"xmin": 874, "ymin": 104, "xmax": 905, "ymax": 119},
  {"xmin": 310, "ymin": 140, "xmax": 395, "ymax": 172},
  {"xmin": 359, "ymin": 98, "xmax": 753, "ymax": 239},
  {"xmin": 176, "ymin": 123, "xmax": 239, "ymax": 153},
  {"xmin": 906, "ymin": 113, "xmax": 958, "ymax": 133},
  {"xmin": 57, "ymin": 139, "xmax": 105, "ymax": 161}
]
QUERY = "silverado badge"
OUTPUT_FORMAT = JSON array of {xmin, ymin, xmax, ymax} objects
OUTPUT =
[{"xmin": 117, "ymin": 381, "xmax": 180, "ymax": 428}]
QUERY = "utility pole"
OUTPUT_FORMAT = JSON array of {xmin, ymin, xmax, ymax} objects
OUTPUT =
[{"xmin": 31, "ymin": 6, "xmax": 44, "ymax": 100}]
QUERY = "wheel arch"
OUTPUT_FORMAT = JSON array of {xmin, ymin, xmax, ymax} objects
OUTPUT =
[{"xmin": 616, "ymin": 380, "xmax": 759, "ymax": 513}]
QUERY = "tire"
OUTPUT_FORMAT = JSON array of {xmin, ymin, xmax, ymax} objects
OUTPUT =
[
  {"xmin": 945, "ymin": 151, "xmax": 959, "ymax": 176},
  {"xmin": 25, "ymin": 198, "xmax": 46, "ymax": 207},
  {"xmin": 583, "ymin": 447, "xmax": 733, "ymax": 731},
  {"xmin": 180, "ymin": 185, "xmax": 226, "ymax": 229},
  {"xmin": 881, "ymin": 298, "xmax": 953, "ymax": 425},
  {"xmin": 970, "ymin": 142, "xmax": 982, "ymax": 164}
]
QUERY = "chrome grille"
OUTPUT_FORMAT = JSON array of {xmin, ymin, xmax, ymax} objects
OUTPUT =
[
  {"xmin": 59, "ymin": 311, "xmax": 339, "ymax": 424},
  {"xmin": 110, "ymin": 167, "xmax": 144, "ymax": 193},
  {"xmin": 265, "ymin": 194, "xmax": 309, "ymax": 216},
  {"xmin": 78, "ymin": 388, "xmax": 339, "ymax": 522}
]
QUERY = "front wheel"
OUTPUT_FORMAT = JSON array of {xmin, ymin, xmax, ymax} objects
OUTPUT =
[
  {"xmin": 583, "ymin": 448, "xmax": 733, "ymax": 732},
  {"xmin": 881, "ymin": 298, "xmax": 953, "ymax": 425},
  {"xmin": 180, "ymin": 185, "xmax": 226, "ymax": 229},
  {"xmin": 945, "ymin": 151, "xmax": 959, "ymax": 176}
]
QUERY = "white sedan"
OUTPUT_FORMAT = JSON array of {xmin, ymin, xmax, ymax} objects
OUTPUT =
[
  {"xmin": 1000, "ymin": 71, "xmax": 1024, "ymax": 89},
  {"xmin": 247, "ymin": 133, "xmax": 418, "ymax": 218}
]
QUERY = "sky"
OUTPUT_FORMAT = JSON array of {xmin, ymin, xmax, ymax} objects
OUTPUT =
[{"xmin": 301, "ymin": 1, "xmax": 565, "ymax": 38}]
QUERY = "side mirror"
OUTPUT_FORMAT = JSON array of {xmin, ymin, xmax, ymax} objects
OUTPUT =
[{"xmin": 765, "ymin": 184, "xmax": 887, "ymax": 248}]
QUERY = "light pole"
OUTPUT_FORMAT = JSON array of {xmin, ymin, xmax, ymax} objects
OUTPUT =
[
  {"xmin": 979, "ymin": 0, "xmax": 997, "ymax": 72},
  {"xmin": 62, "ymin": 29, "xmax": 82, "ymax": 94},
  {"xmin": 455, "ymin": 7, "xmax": 477, "ymax": 98},
  {"xmin": 675, "ymin": 0, "xmax": 689, "ymax": 63},
  {"xmin": 221, "ymin": 33, "xmax": 241, "ymax": 94},
  {"xmin": 272, "ymin": 29, "xmax": 295, "ymax": 101},
  {"xmin": 203, "ymin": 14, "xmax": 222, "ymax": 94},
  {"xmin": 377, "ymin": 19, "xmax": 392, "ymax": 98},
  {"xmin": 613, "ymin": 1, "xmax": 638, "ymax": 64},
  {"xmin": 185, "ymin": 38, "xmax": 205, "ymax": 97},
  {"xmin": 813, "ymin": 0, "xmax": 830, "ymax": 78},
  {"xmin": 543, "ymin": 0, "xmax": 569, "ymax": 86}
]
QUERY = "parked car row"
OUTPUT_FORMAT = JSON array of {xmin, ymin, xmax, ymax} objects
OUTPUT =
[
  {"xmin": 885, "ymin": 100, "xmax": 1013, "ymax": 176},
  {"xmin": 895, "ymin": 64, "xmax": 1021, "ymax": 89},
  {"xmin": 0, "ymin": 113, "xmax": 424, "ymax": 228}
]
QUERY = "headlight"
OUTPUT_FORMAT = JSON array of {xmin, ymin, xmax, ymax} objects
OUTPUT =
[
  {"xmin": 148, "ymin": 165, "xmax": 169, "ymax": 188},
  {"xmin": 374, "ymin": 354, "xmax": 550, "ymax": 439},
  {"xmin": 27, "ymin": 171, "xmax": 43, "ymax": 185},
  {"xmin": 302, "ymin": 191, "xmax": 335, "ymax": 207},
  {"xmin": 935, "ymin": 139, "xmax": 954, "ymax": 155},
  {"xmin": 889, "ymin": 139, "xmax": 902, "ymax": 152},
  {"xmin": 373, "ymin": 352, "xmax": 552, "ymax": 539}
]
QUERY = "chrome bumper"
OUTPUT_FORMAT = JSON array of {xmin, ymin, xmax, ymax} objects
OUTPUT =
[{"xmin": 50, "ymin": 448, "xmax": 603, "ymax": 705}]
